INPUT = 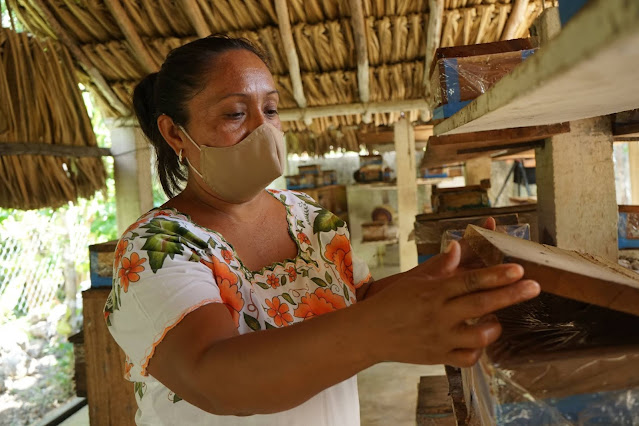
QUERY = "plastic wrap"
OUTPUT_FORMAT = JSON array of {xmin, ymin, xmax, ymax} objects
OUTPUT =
[
  {"xmin": 618, "ymin": 206, "xmax": 639, "ymax": 249},
  {"xmin": 430, "ymin": 45, "xmax": 536, "ymax": 119},
  {"xmin": 440, "ymin": 224, "xmax": 530, "ymax": 253},
  {"xmin": 458, "ymin": 293, "xmax": 639, "ymax": 425}
]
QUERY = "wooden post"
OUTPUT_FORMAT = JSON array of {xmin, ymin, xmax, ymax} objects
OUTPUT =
[
  {"xmin": 395, "ymin": 117, "xmax": 418, "ymax": 272},
  {"xmin": 629, "ymin": 143, "xmax": 639, "ymax": 204},
  {"xmin": 464, "ymin": 157, "xmax": 491, "ymax": 186},
  {"xmin": 535, "ymin": 117, "xmax": 618, "ymax": 261},
  {"xmin": 110, "ymin": 126, "xmax": 153, "ymax": 235}
]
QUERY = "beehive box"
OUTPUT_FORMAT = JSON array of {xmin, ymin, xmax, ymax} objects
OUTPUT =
[
  {"xmin": 89, "ymin": 240, "xmax": 117, "ymax": 288},
  {"xmin": 454, "ymin": 226, "xmax": 639, "ymax": 425}
]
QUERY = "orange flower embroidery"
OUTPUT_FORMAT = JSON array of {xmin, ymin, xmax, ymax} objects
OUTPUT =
[
  {"xmin": 267, "ymin": 274, "xmax": 280, "ymax": 289},
  {"xmin": 265, "ymin": 297, "xmax": 293, "ymax": 327},
  {"xmin": 285, "ymin": 266, "xmax": 297, "ymax": 281},
  {"xmin": 201, "ymin": 256, "xmax": 244, "ymax": 327},
  {"xmin": 104, "ymin": 310, "xmax": 110, "ymax": 322},
  {"xmin": 118, "ymin": 252, "xmax": 146, "ymax": 292},
  {"xmin": 114, "ymin": 239, "xmax": 128, "ymax": 267},
  {"xmin": 221, "ymin": 249, "xmax": 234, "ymax": 264},
  {"xmin": 293, "ymin": 288, "xmax": 347, "ymax": 320},
  {"xmin": 124, "ymin": 360, "xmax": 133, "ymax": 380},
  {"xmin": 325, "ymin": 234, "xmax": 355, "ymax": 293},
  {"xmin": 297, "ymin": 232, "xmax": 311, "ymax": 245}
]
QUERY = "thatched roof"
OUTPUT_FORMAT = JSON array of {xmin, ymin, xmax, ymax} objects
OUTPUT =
[
  {"xmin": 0, "ymin": 27, "xmax": 106, "ymax": 209},
  {"xmin": 6, "ymin": 0, "xmax": 555, "ymax": 156}
]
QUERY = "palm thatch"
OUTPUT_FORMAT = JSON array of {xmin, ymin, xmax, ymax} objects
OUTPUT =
[
  {"xmin": 0, "ymin": 27, "xmax": 106, "ymax": 210},
  {"xmin": 7, "ymin": 0, "xmax": 556, "ymax": 155}
]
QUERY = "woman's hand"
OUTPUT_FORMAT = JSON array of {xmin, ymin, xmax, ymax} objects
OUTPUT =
[{"xmin": 359, "ymin": 238, "xmax": 540, "ymax": 367}]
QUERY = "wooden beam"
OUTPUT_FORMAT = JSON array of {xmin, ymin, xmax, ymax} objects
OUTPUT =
[
  {"xmin": 112, "ymin": 99, "xmax": 431, "ymax": 127},
  {"xmin": 435, "ymin": 0, "xmax": 639, "ymax": 135},
  {"xmin": 429, "ymin": 123, "xmax": 570, "ymax": 146},
  {"xmin": 183, "ymin": 0, "xmax": 210, "ymax": 38},
  {"xmin": 349, "ymin": 0, "xmax": 369, "ymax": 104},
  {"xmin": 360, "ymin": 125, "xmax": 433, "ymax": 145},
  {"xmin": 32, "ymin": 0, "xmax": 130, "ymax": 116},
  {"xmin": 274, "ymin": 0, "xmax": 307, "ymax": 109},
  {"xmin": 394, "ymin": 117, "xmax": 418, "ymax": 272},
  {"xmin": 629, "ymin": 143, "xmax": 639, "ymax": 204},
  {"xmin": 501, "ymin": 0, "xmax": 529, "ymax": 40},
  {"xmin": 424, "ymin": 0, "xmax": 444, "ymax": 96},
  {"xmin": 104, "ymin": 0, "xmax": 157, "ymax": 74},
  {"xmin": 0, "ymin": 142, "xmax": 111, "ymax": 157}
]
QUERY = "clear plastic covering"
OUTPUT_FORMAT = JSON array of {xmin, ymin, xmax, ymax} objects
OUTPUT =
[
  {"xmin": 457, "ymin": 285, "xmax": 639, "ymax": 425},
  {"xmin": 430, "ymin": 49, "xmax": 536, "ymax": 109},
  {"xmin": 440, "ymin": 224, "xmax": 530, "ymax": 253}
]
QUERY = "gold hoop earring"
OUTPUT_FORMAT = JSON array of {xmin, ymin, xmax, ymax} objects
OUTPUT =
[{"xmin": 178, "ymin": 149, "xmax": 183, "ymax": 164}]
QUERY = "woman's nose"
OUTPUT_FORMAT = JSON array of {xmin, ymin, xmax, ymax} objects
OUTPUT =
[{"xmin": 248, "ymin": 108, "xmax": 267, "ymax": 132}]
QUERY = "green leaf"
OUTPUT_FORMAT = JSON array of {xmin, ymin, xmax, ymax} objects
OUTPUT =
[
  {"xmin": 147, "ymin": 251, "xmax": 168, "ymax": 273},
  {"xmin": 313, "ymin": 209, "xmax": 345, "ymax": 234},
  {"xmin": 134, "ymin": 382, "xmax": 145, "ymax": 399},
  {"xmin": 311, "ymin": 277, "xmax": 328, "ymax": 287},
  {"xmin": 188, "ymin": 253, "xmax": 201, "ymax": 262},
  {"xmin": 296, "ymin": 219, "xmax": 305, "ymax": 228},
  {"xmin": 280, "ymin": 194, "xmax": 287, "ymax": 203},
  {"xmin": 281, "ymin": 275, "xmax": 287, "ymax": 286},
  {"xmin": 172, "ymin": 394, "xmax": 183, "ymax": 403},
  {"xmin": 343, "ymin": 284, "xmax": 350, "ymax": 302},
  {"xmin": 141, "ymin": 233, "xmax": 184, "ymax": 256},
  {"xmin": 256, "ymin": 281, "xmax": 270, "ymax": 290},
  {"xmin": 141, "ymin": 218, "xmax": 208, "ymax": 249},
  {"xmin": 294, "ymin": 193, "xmax": 323, "ymax": 209},
  {"xmin": 243, "ymin": 313, "xmax": 261, "ymax": 331},
  {"xmin": 302, "ymin": 269, "xmax": 309, "ymax": 277},
  {"xmin": 265, "ymin": 322, "xmax": 276, "ymax": 329},
  {"xmin": 325, "ymin": 271, "xmax": 333, "ymax": 284},
  {"xmin": 282, "ymin": 293, "xmax": 296, "ymax": 305},
  {"xmin": 130, "ymin": 232, "xmax": 139, "ymax": 239}
]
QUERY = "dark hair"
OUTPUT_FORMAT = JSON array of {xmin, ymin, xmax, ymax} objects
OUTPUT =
[{"xmin": 133, "ymin": 35, "xmax": 269, "ymax": 198}]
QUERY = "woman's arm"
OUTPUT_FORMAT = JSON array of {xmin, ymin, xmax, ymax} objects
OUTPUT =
[{"xmin": 147, "ymin": 241, "xmax": 539, "ymax": 416}]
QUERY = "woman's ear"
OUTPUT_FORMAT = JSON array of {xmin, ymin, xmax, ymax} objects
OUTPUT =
[{"xmin": 157, "ymin": 114, "xmax": 184, "ymax": 156}]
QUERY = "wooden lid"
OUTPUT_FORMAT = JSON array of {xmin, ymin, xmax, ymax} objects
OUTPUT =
[{"xmin": 464, "ymin": 225, "xmax": 639, "ymax": 317}]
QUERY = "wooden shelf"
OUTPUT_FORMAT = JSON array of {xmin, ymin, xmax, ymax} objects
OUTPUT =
[{"xmin": 434, "ymin": 0, "xmax": 639, "ymax": 136}]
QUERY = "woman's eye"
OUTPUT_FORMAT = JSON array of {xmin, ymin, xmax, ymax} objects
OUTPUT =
[
  {"xmin": 226, "ymin": 112, "xmax": 245, "ymax": 119},
  {"xmin": 266, "ymin": 109, "xmax": 279, "ymax": 116}
]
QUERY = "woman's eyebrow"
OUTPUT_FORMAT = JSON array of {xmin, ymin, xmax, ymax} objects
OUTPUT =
[{"xmin": 216, "ymin": 90, "xmax": 279, "ymax": 102}]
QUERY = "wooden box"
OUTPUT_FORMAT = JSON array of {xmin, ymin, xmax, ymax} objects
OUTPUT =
[
  {"xmin": 455, "ymin": 226, "xmax": 639, "ymax": 425},
  {"xmin": 430, "ymin": 38, "xmax": 537, "ymax": 119},
  {"xmin": 618, "ymin": 205, "xmax": 639, "ymax": 249},
  {"xmin": 285, "ymin": 174, "xmax": 315, "ymax": 190},
  {"xmin": 298, "ymin": 164, "xmax": 322, "ymax": 177},
  {"xmin": 303, "ymin": 185, "xmax": 349, "ymax": 225},
  {"xmin": 414, "ymin": 204, "xmax": 538, "ymax": 257},
  {"xmin": 431, "ymin": 183, "xmax": 490, "ymax": 213}
]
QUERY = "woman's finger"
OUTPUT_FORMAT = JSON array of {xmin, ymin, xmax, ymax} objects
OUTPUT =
[
  {"xmin": 447, "ymin": 316, "xmax": 502, "ymax": 349},
  {"xmin": 445, "ymin": 348, "xmax": 483, "ymax": 368},
  {"xmin": 444, "ymin": 264, "xmax": 525, "ymax": 298},
  {"xmin": 446, "ymin": 280, "xmax": 540, "ymax": 319}
]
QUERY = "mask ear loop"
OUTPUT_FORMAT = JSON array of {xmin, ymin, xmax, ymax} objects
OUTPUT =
[
  {"xmin": 178, "ymin": 149, "xmax": 183, "ymax": 164},
  {"xmin": 177, "ymin": 125, "xmax": 204, "ymax": 179}
]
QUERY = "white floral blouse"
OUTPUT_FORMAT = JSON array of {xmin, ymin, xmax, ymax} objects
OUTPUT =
[{"xmin": 104, "ymin": 189, "xmax": 372, "ymax": 425}]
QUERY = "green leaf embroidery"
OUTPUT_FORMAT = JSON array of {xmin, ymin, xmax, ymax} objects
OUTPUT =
[
  {"xmin": 280, "ymin": 194, "xmax": 287, "ymax": 203},
  {"xmin": 243, "ymin": 313, "xmax": 261, "ymax": 331},
  {"xmin": 172, "ymin": 394, "xmax": 183, "ymax": 403},
  {"xmin": 188, "ymin": 253, "xmax": 201, "ymax": 262},
  {"xmin": 343, "ymin": 284, "xmax": 350, "ymax": 302},
  {"xmin": 296, "ymin": 219, "xmax": 305, "ymax": 228},
  {"xmin": 302, "ymin": 269, "xmax": 309, "ymax": 277},
  {"xmin": 265, "ymin": 322, "xmax": 276, "ymax": 329},
  {"xmin": 281, "ymin": 275, "xmax": 287, "ymax": 286},
  {"xmin": 325, "ymin": 271, "xmax": 333, "ymax": 284},
  {"xmin": 146, "ymin": 251, "xmax": 169, "ymax": 274},
  {"xmin": 256, "ymin": 281, "xmax": 270, "ymax": 290},
  {"xmin": 130, "ymin": 232, "xmax": 139, "ymax": 238},
  {"xmin": 282, "ymin": 293, "xmax": 296, "ymax": 305},
  {"xmin": 134, "ymin": 382, "xmax": 146, "ymax": 399},
  {"xmin": 311, "ymin": 277, "xmax": 328, "ymax": 287},
  {"xmin": 313, "ymin": 209, "xmax": 345, "ymax": 234}
]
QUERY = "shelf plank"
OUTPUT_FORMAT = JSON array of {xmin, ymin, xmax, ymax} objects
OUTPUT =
[{"xmin": 434, "ymin": 0, "xmax": 639, "ymax": 135}]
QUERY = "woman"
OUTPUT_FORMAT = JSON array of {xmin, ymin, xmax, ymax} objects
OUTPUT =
[{"xmin": 105, "ymin": 36, "xmax": 539, "ymax": 425}]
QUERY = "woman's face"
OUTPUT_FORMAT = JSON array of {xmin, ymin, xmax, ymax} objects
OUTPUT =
[{"xmin": 182, "ymin": 49, "xmax": 281, "ymax": 150}]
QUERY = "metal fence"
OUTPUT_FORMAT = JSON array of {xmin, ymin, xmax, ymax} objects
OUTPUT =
[{"xmin": 0, "ymin": 207, "xmax": 92, "ymax": 318}]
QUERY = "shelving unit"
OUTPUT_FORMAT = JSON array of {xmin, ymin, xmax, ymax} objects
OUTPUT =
[{"xmin": 433, "ymin": 0, "xmax": 639, "ymax": 136}]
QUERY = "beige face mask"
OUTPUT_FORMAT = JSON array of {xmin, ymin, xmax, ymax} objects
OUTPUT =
[{"xmin": 178, "ymin": 123, "xmax": 286, "ymax": 203}]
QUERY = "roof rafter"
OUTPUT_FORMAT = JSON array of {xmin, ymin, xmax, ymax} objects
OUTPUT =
[
  {"xmin": 104, "ymin": 0, "xmax": 158, "ymax": 74},
  {"xmin": 349, "ymin": 0, "xmax": 371, "ymax": 123},
  {"xmin": 31, "ymin": 0, "xmax": 130, "ymax": 116},
  {"xmin": 274, "ymin": 0, "xmax": 307, "ymax": 111}
]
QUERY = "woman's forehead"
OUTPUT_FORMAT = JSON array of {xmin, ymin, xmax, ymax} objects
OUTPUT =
[{"xmin": 201, "ymin": 50, "xmax": 276, "ymax": 100}]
